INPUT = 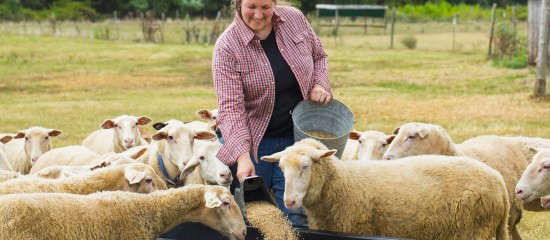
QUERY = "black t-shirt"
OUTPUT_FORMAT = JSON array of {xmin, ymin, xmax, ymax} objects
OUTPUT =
[{"xmin": 260, "ymin": 29, "xmax": 303, "ymax": 137}]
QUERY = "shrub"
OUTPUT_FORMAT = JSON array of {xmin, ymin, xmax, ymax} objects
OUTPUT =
[
  {"xmin": 400, "ymin": 35, "xmax": 417, "ymax": 50},
  {"xmin": 94, "ymin": 26, "xmax": 111, "ymax": 40}
]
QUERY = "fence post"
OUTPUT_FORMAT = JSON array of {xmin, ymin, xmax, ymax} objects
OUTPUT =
[
  {"xmin": 453, "ymin": 13, "xmax": 457, "ymax": 52},
  {"xmin": 390, "ymin": 6, "xmax": 396, "ymax": 49},
  {"xmin": 161, "ymin": 13, "xmax": 165, "ymax": 43},
  {"xmin": 535, "ymin": 0, "xmax": 550, "ymax": 97},
  {"xmin": 488, "ymin": 3, "xmax": 497, "ymax": 58}
]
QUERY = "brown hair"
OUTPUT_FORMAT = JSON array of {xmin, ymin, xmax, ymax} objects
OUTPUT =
[{"xmin": 230, "ymin": 0, "xmax": 292, "ymax": 19}]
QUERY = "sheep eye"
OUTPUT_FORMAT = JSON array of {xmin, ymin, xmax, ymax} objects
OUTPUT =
[
  {"xmin": 24, "ymin": 137, "xmax": 29, "ymax": 141},
  {"xmin": 114, "ymin": 124, "xmax": 119, "ymax": 128},
  {"xmin": 543, "ymin": 165, "xmax": 550, "ymax": 170},
  {"xmin": 45, "ymin": 136, "xmax": 49, "ymax": 140},
  {"xmin": 199, "ymin": 156, "xmax": 205, "ymax": 160},
  {"xmin": 223, "ymin": 201, "xmax": 230, "ymax": 207},
  {"xmin": 213, "ymin": 117, "xmax": 217, "ymax": 120},
  {"xmin": 168, "ymin": 136, "xmax": 174, "ymax": 141},
  {"xmin": 382, "ymin": 143, "xmax": 387, "ymax": 147},
  {"xmin": 358, "ymin": 140, "xmax": 362, "ymax": 144}
]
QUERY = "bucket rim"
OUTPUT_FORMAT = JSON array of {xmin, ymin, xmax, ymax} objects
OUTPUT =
[{"xmin": 292, "ymin": 99, "xmax": 354, "ymax": 140}]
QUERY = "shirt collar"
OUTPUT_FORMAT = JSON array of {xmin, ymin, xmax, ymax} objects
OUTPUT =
[{"xmin": 235, "ymin": 9, "xmax": 285, "ymax": 45}]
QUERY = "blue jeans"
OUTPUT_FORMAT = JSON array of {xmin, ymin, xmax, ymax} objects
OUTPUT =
[{"xmin": 219, "ymin": 135, "xmax": 309, "ymax": 228}]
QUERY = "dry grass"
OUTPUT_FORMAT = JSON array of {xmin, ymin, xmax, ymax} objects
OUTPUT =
[{"xmin": 0, "ymin": 21, "xmax": 549, "ymax": 237}]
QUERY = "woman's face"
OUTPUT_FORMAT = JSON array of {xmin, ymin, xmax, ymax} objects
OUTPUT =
[{"xmin": 240, "ymin": 0, "xmax": 274, "ymax": 34}]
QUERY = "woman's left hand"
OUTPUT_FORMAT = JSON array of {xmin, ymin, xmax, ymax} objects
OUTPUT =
[{"xmin": 310, "ymin": 84, "xmax": 331, "ymax": 104}]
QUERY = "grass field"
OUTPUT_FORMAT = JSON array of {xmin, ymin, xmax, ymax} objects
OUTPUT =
[{"xmin": 0, "ymin": 22, "xmax": 549, "ymax": 238}]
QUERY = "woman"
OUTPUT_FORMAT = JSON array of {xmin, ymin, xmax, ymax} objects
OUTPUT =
[{"xmin": 212, "ymin": 0, "xmax": 331, "ymax": 228}]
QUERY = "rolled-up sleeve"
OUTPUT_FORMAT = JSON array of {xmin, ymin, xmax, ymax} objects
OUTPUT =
[
  {"xmin": 212, "ymin": 44, "xmax": 251, "ymax": 166},
  {"xmin": 303, "ymin": 13, "xmax": 331, "ymax": 95}
]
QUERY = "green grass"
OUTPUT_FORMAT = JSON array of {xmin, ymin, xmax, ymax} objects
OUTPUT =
[{"xmin": 0, "ymin": 23, "xmax": 549, "ymax": 238}]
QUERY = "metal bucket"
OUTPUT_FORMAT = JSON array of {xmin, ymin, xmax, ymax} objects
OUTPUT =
[{"xmin": 291, "ymin": 99, "xmax": 354, "ymax": 159}]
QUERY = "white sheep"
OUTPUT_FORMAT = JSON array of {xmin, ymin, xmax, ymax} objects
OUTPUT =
[
  {"xmin": 196, "ymin": 108, "xmax": 218, "ymax": 132},
  {"xmin": 516, "ymin": 147, "xmax": 550, "ymax": 203},
  {"xmin": 541, "ymin": 195, "xmax": 550, "ymax": 209},
  {"xmin": 29, "ymin": 145, "xmax": 147, "ymax": 174},
  {"xmin": 382, "ymin": 122, "xmax": 550, "ymax": 239},
  {"xmin": 4, "ymin": 126, "xmax": 62, "ymax": 174},
  {"xmin": 0, "ymin": 184, "xmax": 246, "ymax": 239},
  {"xmin": 0, "ymin": 163, "xmax": 107, "ymax": 183},
  {"xmin": 0, "ymin": 162, "xmax": 167, "ymax": 194},
  {"xmin": 82, "ymin": 115, "xmax": 152, "ymax": 155},
  {"xmin": 0, "ymin": 134, "xmax": 14, "ymax": 171},
  {"xmin": 262, "ymin": 138, "xmax": 510, "ymax": 240},
  {"xmin": 341, "ymin": 130, "xmax": 394, "ymax": 161},
  {"xmin": 179, "ymin": 141, "xmax": 232, "ymax": 186},
  {"xmin": 139, "ymin": 120, "xmax": 217, "ymax": 187}
]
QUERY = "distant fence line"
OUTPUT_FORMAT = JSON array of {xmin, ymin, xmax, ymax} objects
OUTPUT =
[{"xmin": 0, "ymin": 9, "xmax": 520, "ymax": 52}]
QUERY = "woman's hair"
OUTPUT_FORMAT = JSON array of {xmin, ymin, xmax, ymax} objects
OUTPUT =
[{"xmin": 229, "ymin": 0, "xmax": 293, "ymax": 18}]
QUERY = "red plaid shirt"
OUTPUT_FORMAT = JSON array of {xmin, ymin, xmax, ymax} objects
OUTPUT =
[{"xmin": 212, "ymin": 6, "xmax": 331, "ymax": 166}]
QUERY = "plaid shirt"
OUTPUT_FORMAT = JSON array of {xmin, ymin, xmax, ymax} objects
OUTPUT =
[{"xmin": 212, "ymin": 6, "xmax": 331, "ymax": 166}]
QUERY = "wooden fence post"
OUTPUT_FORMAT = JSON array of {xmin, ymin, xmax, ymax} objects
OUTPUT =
[
  {"xmin": 390, "ymin": 6, "xmax": 396, "ymax": 49},
  {"xmin": 488, "ymin": 3, "xmax": 497, "ymax": 58},
  {"xmin": 453, "ymin": 13, "xmax": 457, "ymax": 52},
  {"xmin": 535, "ymin": 0, "xmax": 550, "ymax": 97}
]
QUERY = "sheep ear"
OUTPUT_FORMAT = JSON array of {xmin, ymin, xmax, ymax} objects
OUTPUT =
[
  {"xmin": 418, "ymin": 128, "xmax": 429, "ymax": 139},
  {"xmin": 312, "ymin": 149, "xmax": 337, "ymax": 161},
  {"xmin": 101, "ymin": 119, "xmax": 115, "ymax": 129},
  {"xmin": 153, "ymin": 122, "xmax": 167, "ymax": 130},
  {"xmin": 122, "ymin": 146, "xmax": 148, "ymax": 160},
  {"xmin": 392, "ymin": 127, "xmax": 400, "ymax": 135},
  {"xmin": 194, "ymin": 131, "xmax": 216, "ymax": 140},
  {"xmin": 261, "ymin": 150, "xmax": 286, "ymax": 162},
  {"xmin": 14, "ymin": 130, "xmax": 26, "ymax": 139},
  {"xmin": 205, "ymin": 191, "xmax": 222, "ymax": 208},
  {"xmin": 137, "ymin": 116, "xmax": 152, "ymax": 125},
  {"xmin": 48, "ymin": 129, "xmax": 62, "ymax": 137},
  {"xmin": 386, "ymin": 135, "xmax": 395, "ymax": 144},
  {"xmin": 196, "ymin": 109, "xmax": 213, "ymax": 120},
  {"xmin": 179, "ymin": 157, "xmax": 200, "ymax": 180},
  {"xmin": 528, "ymin": 146, "xmax": 539, "ymax": 153},
  {"xmin": 0, "ymin": 135, "xmax": 13, "ymax": 144},
  {"xmin": 152, "ymin": 131, "xmax": 168, "ymax": 141},
  {"xmin": 125, "ymin": 169, "xmax": 146, "ymax": 185},
  {"xmin": 90, "ymin": 161, "xmax": 109, "ymax": 171},
  {"xmin": 348, "ymin": 131, "xmax": 361, "ymax": 140}
]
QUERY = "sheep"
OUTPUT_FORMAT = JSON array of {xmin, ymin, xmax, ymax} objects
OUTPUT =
[
  {"xmin": 0, "ymin": 184, "xmax": 246, "ymax": 240},
  {"xmin": 261, "ymin": 138, "xmax": 510, "ymax": 240},
  {"xmin": 516, "ymin": 147, "xmax": 550, "ymax": 203},
  {"xmin": 196, "ymin": 108, "xmax": 218, "ymax": 132},
  {"xmin": 179, "ymin": 141, "xmax": 232, "ymax": 186},
  {"xmin": 0, "ymin": 162, "xmax": 167, "ymax": 194},
  {"xmin": 0, "ymin": 134, "xmax": 14, "ymax": 171},
  {"xmin": 139, "ymin": 120, "xmax": 217, "ymax": 187},
  {"xmin": 382, "ymin": 122, "xmax": 550, "ymax": 240},
  {"xmin": 4, "ymin": 126, "xmax": 62, "ymax": 174},
  {"xmin": 341, "ymin": 130, "xmax": 394, "ymax": 161},
  {"xmin": 541, "ymin": 195, "xmax": 550, "ymax": 209},
  {"xmin": 0, "ymin": 163, "xmax": 107, "ymax": 183},
  {"xmin": 82, "ymin": 115, "xmax": 152, "ymax": 155},
  {"xmin": 29, "ymin": 145, "xmax": 147, "ymax": 174}
]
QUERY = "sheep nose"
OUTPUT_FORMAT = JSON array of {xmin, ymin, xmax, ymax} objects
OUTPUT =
[
  {"xmin": 515, "ymin": 189, "xmax": 523, "ymax": 198},
  {"xmin": 124, "ymin": 138, "xmax": 134, "ymax": 144},
  {"xmin": 383, "ymin": 155, "xmax": 393, "ymax": 160},
  {"xmin": 220, "ymin": 171, "xmax": 232, "ymax": 180},
  {"xmin": 284, "ymin": 199, "xmax": 296, "ymax": 209},
  {"xmin": 31, "ymin": 157, "xmax": 39, "ymax": 164}
]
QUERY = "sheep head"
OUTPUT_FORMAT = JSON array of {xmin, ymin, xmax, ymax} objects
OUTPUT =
[
  {"xmin": 101, "ymin": 115, "xmax": 152, "ymax": 151},
  {"xmin": 122, "ymin": 163, "xmax": 168, "ymax": 193},
  {"xmin": 516, "ymin": 146, "xmax": 550, "ymax": 202},
  {"xmin": 383, "ymin": 122, "xmax": 439, "ymax": 160},
  {"xmin": 15, "ymin": 126, "xmax": 62, "ymax": 165},
  {"xmin": 200, "ymin": 186, "xmax": 246, "ymax": 240},
  {"xmin": 262, "ymin": 138, "xmax": 336, "ymax": 210}
]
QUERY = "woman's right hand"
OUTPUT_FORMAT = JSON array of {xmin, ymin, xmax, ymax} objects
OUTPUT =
[{"xmin": 236, "ymin": 152, "xmax": 255, "ymax": 182}]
